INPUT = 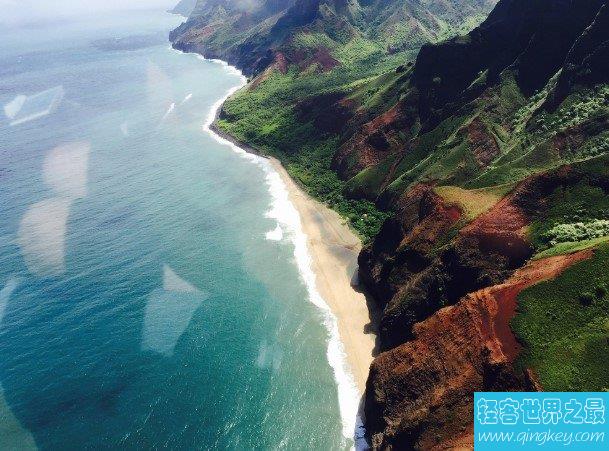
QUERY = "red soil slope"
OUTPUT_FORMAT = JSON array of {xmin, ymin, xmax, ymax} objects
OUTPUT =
[{"xmin": 365, "ymin": 249, "xmax": 592, "ymax": 450}]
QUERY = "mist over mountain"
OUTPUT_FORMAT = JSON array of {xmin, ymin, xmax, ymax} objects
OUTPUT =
[
  {"xmin": 169, "ymin": 0, "xmax": 198, "ymax": 16},
  {"xmin": 171, "ymin": 0, "xmax": 495, "ymax": 75}
]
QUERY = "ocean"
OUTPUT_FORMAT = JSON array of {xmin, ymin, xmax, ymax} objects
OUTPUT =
[{"xmin": 0, "ymin": 9, "xmax": 354, "ymax": 450}]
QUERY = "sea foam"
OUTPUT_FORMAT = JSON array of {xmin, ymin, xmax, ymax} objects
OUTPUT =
[
  {"xmin": 265, "ymin": 224, "xmax": 283, "ymax": 241},
  {"xmin": 196, "ymin": 56, "xmax": 361, "ymax": 444},
  {"xmin": 261, "ymin": 160, "xmax": 361, "ymax": 444}
]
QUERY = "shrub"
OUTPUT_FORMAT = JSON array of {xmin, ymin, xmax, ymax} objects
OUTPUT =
[
  {"xmin": 541, "ymin": 219, "xmax": 609, "ymax": 246},
  {"xmin": 579, "ymin": 292, "xmax": 595, "ymax": 306},
  {"xmin": 595, "ymin": 284, "xmax": 608, "ymax": 298}
]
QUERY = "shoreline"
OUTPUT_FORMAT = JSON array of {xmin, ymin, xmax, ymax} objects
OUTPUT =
[
  {"xmin": 210, "ymin": 107, "xmax": 376, "ymax": 394},
  {"xmin": 195, "ymin": 54, "xmax": 378, "ymax": 440},
  {"xmin": 267, "ymin": 157, "xmax": 378, "ymax": 391}
]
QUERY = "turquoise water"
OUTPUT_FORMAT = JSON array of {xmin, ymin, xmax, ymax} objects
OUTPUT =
[{"xmin": 0, "ymin": 10, "xmax": 349, "ymax": 449}]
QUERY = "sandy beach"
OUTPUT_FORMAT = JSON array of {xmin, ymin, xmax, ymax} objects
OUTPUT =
[
  {"xmin": 208, "ymin": 58, "xmax": 378, "ymax": 394},
  {"xmin": 210, "ymin": 119, "xmax": 377, "ymax": 393},
  {"xmin": 268, "ymin": 158, "xmax": 377, "ymax": 392}
]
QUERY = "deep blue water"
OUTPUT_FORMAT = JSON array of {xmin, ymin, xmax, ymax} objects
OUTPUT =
[{"xmin": 0, "ymin": 10, "xmax": 347, "ymax": 450}]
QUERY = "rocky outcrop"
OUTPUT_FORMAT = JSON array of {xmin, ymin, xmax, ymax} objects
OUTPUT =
[
  {"xmin": 365, "ymin": 250, "xmax": 593, "ymax": 450},
  {"xmin": 332, "ymin": 96, "xmax": 417, "ymax": 180},
  {"xmin": 362, "ymin": 159, "xmax": 609, "ymax": 447},
  {"xmin": 351, "ymin": 0, "xmax": 609, "ymax": 351},
  {"xmin": 467, "ymin": 117, "xmax": 501, "ymax": 168},
  {"xmin": 169, "ymin": 0, "xmax": 609, "ymax": 448},
  {"xmin": 170, "ymin": 0, "xmax": 295, "ymax": 75},
  {"xmin": 362, "ymin": 161, "xmax": 609, "ymax": 349},
  {"xmin": 359, "ymin": 176, "xmax": 538, "ymax": 349},
  {"xmin": 334, "ymin": 0, "xmax": 609, "ymax": 193}
]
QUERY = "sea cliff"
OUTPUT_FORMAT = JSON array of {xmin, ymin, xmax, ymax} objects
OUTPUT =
[{"xmin": 171, "ymin": 0, "xmax": 609, "ymax": 448}]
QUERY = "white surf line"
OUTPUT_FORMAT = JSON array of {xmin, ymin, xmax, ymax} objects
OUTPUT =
[
  {"xmin": 261, "ymin": 163, "xmax": 361, "ymax": 445},
  {"xmin": 188, "ymin": 53, "xmax": 361, "ymax": 443}
]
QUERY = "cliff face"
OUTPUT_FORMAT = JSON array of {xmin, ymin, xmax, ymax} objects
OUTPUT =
[
  {"xmin": 363, "ymin": 161, "xmax": 609, "ymax": 447},
  {"xmin": 355, "ymin": 0, "xmax": 609, "ymax": 447},
  {"xmin": 365, "ymin": 249, "xmax": 592, "ymax": 449},
  {"xmin": 412, "ymin": 0, "xmax": 607, "ymax": 124},
  {"xmin": 170, "ymin": 0, "xmax": 609, "ymax": 448},
  {"xmin": 170, "ymin": 0, "xmax": 496, "ymax": 75},
  {"xmin": 356, "ymin": 0, "xmax": 609, "ymax": 349},
  {"xmin": 334, "ymin": 0, "xmax": 609, "ymax": 186},
  {"xmin": 169, "ymin": 0, "xmax": 296, "ymax": 74}
]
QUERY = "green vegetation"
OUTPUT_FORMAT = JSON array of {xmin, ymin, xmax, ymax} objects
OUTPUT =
[
  {"xmin": 541, "ymin": 220, "xmax": 609, "ymax": 247},
  {"xmin": 382, "ymin": 114, "xmax": 470, "ymax": 201},
  {"xmin": 344, "ymin": 155, "xmax": 399, "ymax": 199},
  {"xmin": 469, "ymin": 83, "xmax": 609, "ymax": 188},
  {"xmin": 217, "ymin": 68, "xmax": 393, "ymax": 240},
  {"xmin": 528, "ymin": 181, "xmax": 609, "ymax": 251},
  {"xmin": 180, "ymin": 0, "xmax": 609, "ymax": 246},
  {"xmin": 180, "ymin": 1, "xmax": 609, "ymax": 442},
  {"xmin": 213, "ymin": 24, "xmax": 422, "ymax": 242},
  {"xmin": 513, "ymin": 244, "xmax": 609, "ymax": 391},
  {"xmin": 284, "ymin": 141, "xmax": 391, "ymax": 241},
  {"xmin": 533, "ymin": 236, "xmax": 609, "ymax": 259},
  {"xmin": 531, "ymin": 86, "xmax": 609, "ymax": 138},
  {"xmin": 203, "ymin": 0, "xmax": 496, "ymax": 242}
]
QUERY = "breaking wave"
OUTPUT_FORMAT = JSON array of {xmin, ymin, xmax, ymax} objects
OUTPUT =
[{"xmin": 197, "ymin": 56, "xmax": 360, "ymax": 444}]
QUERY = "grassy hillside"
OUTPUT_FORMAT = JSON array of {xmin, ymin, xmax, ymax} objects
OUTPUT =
[
  {"xmin": 513, "ymin": 243, "xmax": 609, "ymax": 392},
  {"xmin": 215, "ymin": 40, "xmax": 411, "ymax": 240}
]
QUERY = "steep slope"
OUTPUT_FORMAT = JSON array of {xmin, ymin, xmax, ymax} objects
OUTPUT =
[
  {"xmin": 352, "ymin": 0, "xmax": 609, "ymax": 447},
  {"xmin": 366, "ymin": 249, "xmax": 592, "ymax": 449},
  {"xmin": 355, "ymin": 0, "xmax": 609, "ymax": 349},
  {"xmin": 334, "ymin": 0, "xmax": 609, "ymax": 197},
  {"xmin": 363, "ymin": 157, "xmax": 609, "ymax": 447},
  {"xmin": 176, "ymin": 0, "xmax": 497, "ymax": 240},
  {"xmin": 171, "ymin": 0, "xmax": 495, "ymax": 75},
  {"xmin": 170, "ymin": 0, "xmax": 609, "ymax": 448},
  {"xmin": 170, "ymin": 0, "xmax": 295, "ymax": 74}
]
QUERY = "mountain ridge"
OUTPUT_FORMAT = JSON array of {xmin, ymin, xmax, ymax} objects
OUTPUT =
[
  {"xmin": 170, "ymin": 0, "xmax": 609, "ymax": 448},
  {"xmin": 170, "ymin": 0, "xmax": 495, "ymax": 75}
]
